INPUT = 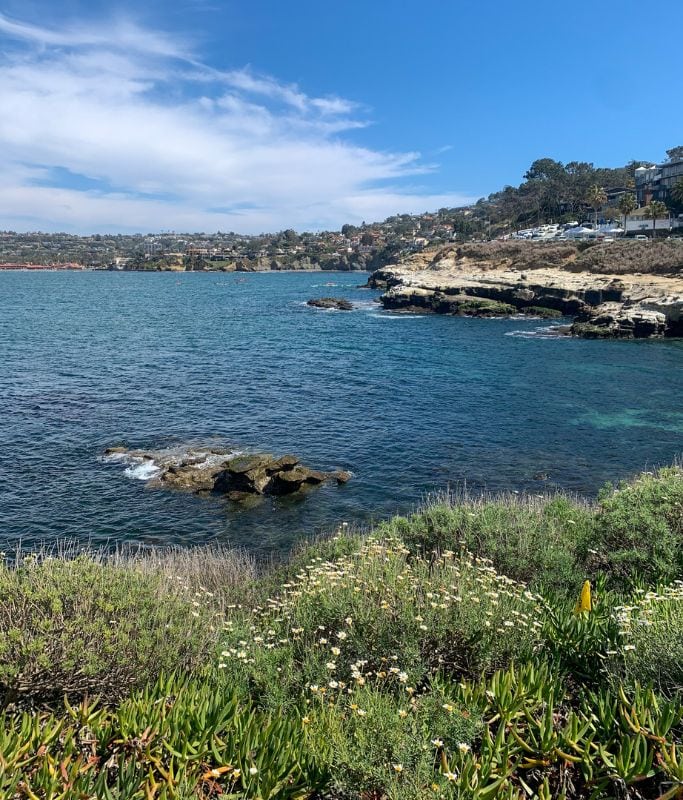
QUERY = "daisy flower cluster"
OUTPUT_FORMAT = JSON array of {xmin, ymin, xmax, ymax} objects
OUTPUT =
[
  {"xmin": 613, "ymin": 581, "xmax": 683, "ymax": 657},
  {"xmin": 218, "ymin": 534, "xmax": 545, "ymax": 695}
]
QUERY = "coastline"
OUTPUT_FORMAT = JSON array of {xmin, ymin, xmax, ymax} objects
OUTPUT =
[{"xmin": 369, "ymin": 241, "xmax": 683, "ymax": 338}]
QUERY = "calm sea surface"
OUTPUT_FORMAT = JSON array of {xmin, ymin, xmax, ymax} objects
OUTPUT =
[{"xmin": 1, "ymin": 270, "xmax": 682, "ymax": 553}]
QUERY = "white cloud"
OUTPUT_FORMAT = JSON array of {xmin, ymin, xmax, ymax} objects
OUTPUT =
[
  {"xmin": 0, "ymin": 14, "xmax": 474, "ymax": 233},
  {"xmin": 0, "ymin": 12, "xmax": 188, "ymax": 57}
]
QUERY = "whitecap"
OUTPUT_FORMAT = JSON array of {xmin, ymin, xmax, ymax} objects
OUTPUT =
[
  {"xmin": 124, "ymin": 459, "xmax": 162, "ymax": 480},
  {"xmin": 505, "ymin": 325, "xmax": 568, "ymax": 340},
  {"xmin": 369, "ymin": 312, "xmax": 425, "ymax": 319},
  {"xmin": 102, "ymin": 444, "xmax": 244, "ymax": 483}
]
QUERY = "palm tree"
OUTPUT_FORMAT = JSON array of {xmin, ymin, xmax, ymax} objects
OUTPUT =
[
  {"xmin": 618, "ymin": 194, "xmax": 637, "ymax": 235},
  {"xmin": 586, "ymin": 184, "xmax": 607, "ymax": 230},
  {"xmin": 643, "ymin": 201, "xmax": 668, "ymax": 239},
  {"xmin": 670, "ymin": 179, "xmax": 683, "ymax": 209}
]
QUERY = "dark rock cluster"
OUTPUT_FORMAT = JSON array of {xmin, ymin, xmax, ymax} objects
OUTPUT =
[
  {"xmin": 104, "ymin": 446, "xmax": 351, "ymax": 504},
  {"xmin": 307, "ymin": 297, "xmax": 354, "ymax": 311}
]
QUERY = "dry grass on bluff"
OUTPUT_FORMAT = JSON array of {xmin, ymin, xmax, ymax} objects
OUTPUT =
[{"xmin": 432, "ymin": 239, "xmax": 683, "ymax": 276}]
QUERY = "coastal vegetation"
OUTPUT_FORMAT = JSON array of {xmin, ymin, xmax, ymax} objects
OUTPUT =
[
  {"xmin": 1, "ymin": 145, "xmax": 681, "ymax": 272},
  {"xmin": 1, "ymin": 465, "xmax": 682, "ymax": 798}
]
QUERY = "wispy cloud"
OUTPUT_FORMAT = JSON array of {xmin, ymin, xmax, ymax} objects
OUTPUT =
[
  {"xmin": 0, "ymin": 13, "xmax": 473, "ymax": 233},
  {"xmin": 0, "ymin": 12, "xmax": 188, "ymax": 57}
]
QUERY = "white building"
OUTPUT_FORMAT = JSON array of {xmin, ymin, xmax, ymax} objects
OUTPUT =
[{"xmin": 625, "ymin": 205, "xmax": 682, "ymax": 235}]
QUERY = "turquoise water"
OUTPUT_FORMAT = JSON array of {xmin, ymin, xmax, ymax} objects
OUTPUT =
[{"xmin": 1, "ymin": 270, "xmax": 682, "ymax": 553}]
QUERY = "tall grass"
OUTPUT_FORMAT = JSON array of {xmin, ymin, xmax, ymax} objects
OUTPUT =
[{"xmin": 0, "ymin": 542, "xmax": 256, "ymax": 708}]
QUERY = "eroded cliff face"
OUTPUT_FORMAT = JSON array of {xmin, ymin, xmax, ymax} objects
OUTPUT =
[
  {"xmin": 369, "ymin": 242, "xmax": 683, "ymax": 338},
  {"xmin": 228, "ymin": 249, "xmax": 393, "ymax": 273}
]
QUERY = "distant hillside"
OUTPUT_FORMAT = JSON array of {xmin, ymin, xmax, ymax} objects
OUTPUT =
[{"xmin": 1, "ymin": 146, "xmax": 681, "ymax": 269}]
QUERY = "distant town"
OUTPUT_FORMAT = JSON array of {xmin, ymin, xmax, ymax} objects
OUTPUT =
[{"xmin": 1, "ymin": 147, "xmax": 681, "ymax": 272}]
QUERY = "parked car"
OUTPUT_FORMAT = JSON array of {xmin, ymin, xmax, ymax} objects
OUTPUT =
[{"xmin": 634, "ymin": 234, "xmax": 649, "ymax": 241}]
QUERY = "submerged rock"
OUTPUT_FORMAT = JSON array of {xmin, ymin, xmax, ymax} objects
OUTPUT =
[{"xmin": 307, "ymin": 297, "xmax": 353, "ymax": 311}]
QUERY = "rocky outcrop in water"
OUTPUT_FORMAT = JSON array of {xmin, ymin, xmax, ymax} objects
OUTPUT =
[
  {"xmin": 307, "ymin": 297, "xmax": 353, "ymax": 311},
  {"xmin": 370, "ymin": 242, "xmax": 683, "ymax": 338},
  {"xmin": 103, "ymin": 446, "xmax": 351, "ymax": 503}
]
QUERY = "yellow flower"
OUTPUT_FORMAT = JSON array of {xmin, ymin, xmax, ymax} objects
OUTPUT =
[{"xmin": 574, "ymin": 580, "xmax": 592, "ymax": 614}]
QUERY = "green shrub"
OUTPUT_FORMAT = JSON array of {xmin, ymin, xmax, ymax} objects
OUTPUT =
[
  {"xmin": 591, "ymin": 466, "xmax": 683, "ymax": 589},
  {"xmin": 380, "ymin": 496, "xmax": 593, "ymax": 597},
  {"xmin": 541, "ymin": 590, "xmax": 623, "ymax": 684},
  {"xmin": 523, "ymin": 306, "xmax": 563, "ymax": 318},
  {"xmin": 217, "ymin": 536, "xmax": 543, "ymax": 713},
  {"xmin": 308, "ymin": 683, "xmax": 481, "ymax": 800},
  {"xmin": 615, "ymin": 583, "xmax": 683, "ymax": 695},
  {"xmin": 0, "ymin": 556, "xmax": 220, "ymax": 707},
  {"xmin": 433, "ymin": 663, "xmax": 683, "ymax": 800}
]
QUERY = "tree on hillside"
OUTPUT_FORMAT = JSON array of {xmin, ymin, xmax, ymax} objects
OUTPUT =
[
  {"xmin": 670, "ymin": 179, "xmax": 683, "ymax": 212},
  {"xmin": 618, "ymin": 194, "xmax": 637, "ymax": 233},
  {"xmin": 564, "ymin": 162, "xmax": 595, "ymax": 212},
  {"xmin": 666, "ymin": 145, "xmax": 683, "ymax": 162},
  {"xmin": 586, "ymin": 185, "xmax": 607, "ymax": 229},
  {"xmin": 523, "ymin": 158, "xmax": 565, "ymax": 183},
  {"xmin": 522, "ymin": 158, "xmax": 567, "ymax": 222},
  {"xmin": 644, "ymin": 201, "xmax": 669, "ymax": 238}
]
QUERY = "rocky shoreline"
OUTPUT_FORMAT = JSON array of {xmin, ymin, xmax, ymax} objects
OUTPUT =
[{"xmin": 369, "ymin": 241, "xmax": 683, "ymax": 338}]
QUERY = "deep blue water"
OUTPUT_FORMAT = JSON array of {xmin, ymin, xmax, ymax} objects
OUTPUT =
[{"xmin": 1, "ymin": 269, "xmax": 682, "ymax": 553}]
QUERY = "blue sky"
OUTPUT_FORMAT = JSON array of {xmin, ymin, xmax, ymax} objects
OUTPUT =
[{"xmin": 0, "ymin": 0, "xmax": 681, "ymax": 233}]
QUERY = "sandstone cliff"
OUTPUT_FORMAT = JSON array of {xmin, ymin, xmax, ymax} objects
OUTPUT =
[{"xmin": 369, "ymin": 241, "xmax": 683, "ymax": 338}]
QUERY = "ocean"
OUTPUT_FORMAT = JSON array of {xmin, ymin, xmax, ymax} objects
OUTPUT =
[{"xmin": 1, "ymin": 269, "xmax": 682, "ymax": 554}]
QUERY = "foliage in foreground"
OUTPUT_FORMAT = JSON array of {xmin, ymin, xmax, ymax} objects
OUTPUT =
[
  {"xmin": 0, "ymin": 555, "xmax": 223, "ymax": 708},
  {"xmin": 218, "ymin": 537, "xmax": 543, "ymax": 713},
  {"xmin": 1, "ymin": 466, "xmax": 682, "ymax": 798},
  {"xmin": 0, "ymin": 675, "xmax": 327, "ymax": 800}
]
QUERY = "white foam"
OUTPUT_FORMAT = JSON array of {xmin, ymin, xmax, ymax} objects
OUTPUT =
[
  {"xmin": 101, "ymin": 451, "xmax": 127, "ymax": 463},
  {"xmin": 505, "ymin": 325, "xmax": 567, "ymax": 340},
  {"xmin": 103, "ymin": 445, "xmax": 244, "ymax": 483},
  {"xmin": 124, "ymin": 459, "xmax": 162, "ymax": 480},
  {"xmin": 370, "ymin": 312, "xmax": 424, "ymax": 319}
]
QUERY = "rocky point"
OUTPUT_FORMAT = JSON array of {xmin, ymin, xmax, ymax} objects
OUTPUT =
[{"xmin": 369, "ymin": 241, "xmax": 683, "ymax": 338}]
